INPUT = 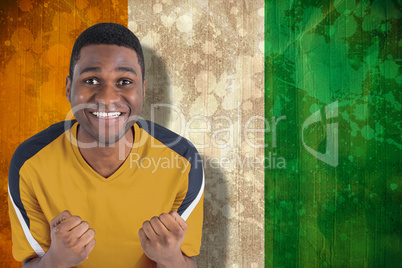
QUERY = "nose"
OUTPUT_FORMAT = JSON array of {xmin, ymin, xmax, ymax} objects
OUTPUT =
[{"xmin": 94, "ymin": 83, "xmax": 120, "ymax": 106}]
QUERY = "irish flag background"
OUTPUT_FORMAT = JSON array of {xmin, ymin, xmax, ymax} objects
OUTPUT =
[{"xmin": 0, "ymin": 0, "xmax": 400, "ymax": 267}]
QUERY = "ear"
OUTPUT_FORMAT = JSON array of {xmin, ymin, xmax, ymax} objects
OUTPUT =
[
  {"xmin": 142, "ymin": 79, "xmax": 146, "ymax": 99},
  {"xmin": 66, "ymin": 76, "xmax": 72, "ymax": 103}
]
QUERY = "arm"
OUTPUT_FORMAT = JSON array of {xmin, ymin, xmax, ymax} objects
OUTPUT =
[
  {"xmin": 139, "ymin": 211, "xmax": 197, "ymax": 268},
  {"xmin": 157, "ymin": 256, "xmax": 196, "ymax": 268},
  {"xmin": 157, "ymin": 255, "xmax": 196, "ymax": 268},
  {"xmin": 23, "ymin": 255, "xmax": 62, "ymax": 268},
  {"xmin": 22, "ymin": 210, "xmax": 96, "ymax": 268}
]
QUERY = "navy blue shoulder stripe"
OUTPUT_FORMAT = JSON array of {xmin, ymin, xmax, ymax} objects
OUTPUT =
[
  {"xmin": 136, "ymin": 119, "xmax": 203, "ymax": 216},
  {"xmin": 8, "ymin": 120, "xmax": 77, "ymax": 229}
]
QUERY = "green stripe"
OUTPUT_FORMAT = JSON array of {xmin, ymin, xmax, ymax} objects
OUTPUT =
[{"xmin": 265, "ymin": 0, "xmax": 401, "ymax": 267}]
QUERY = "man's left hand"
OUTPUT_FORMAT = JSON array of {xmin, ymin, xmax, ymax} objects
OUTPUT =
[{"xmin": 139, "ymin": 210, "xmax": 189, "ymax": 267}]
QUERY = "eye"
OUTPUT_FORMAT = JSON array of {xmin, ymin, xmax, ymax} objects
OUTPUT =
[
  {"xmin": 117, "ymin": 79, "xmax": 133, "ymax": 86},
  {"xmin": 84, "ymin": 78, "xmax": 100, "ymax": 85}
]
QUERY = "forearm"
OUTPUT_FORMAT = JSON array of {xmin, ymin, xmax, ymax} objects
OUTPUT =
[
  {"xmin": 23, "ymin": 257, "xmax": 42, "ymax": 268},
  {"xmin": 156, "ymin": 254, "xmax": 196, "ymax": 268},
  {"xmin": 22, "ymin": 250, "xmax": 67, "ymax": 268},
  {"xmin": 23, "ymin": 252, "xmax": 65, "ymax": 268}
]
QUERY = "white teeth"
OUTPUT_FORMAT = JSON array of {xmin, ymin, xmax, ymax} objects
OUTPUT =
[{"xmin": 92, "ymin": 112, "xmax": 122, "ymax": 118}]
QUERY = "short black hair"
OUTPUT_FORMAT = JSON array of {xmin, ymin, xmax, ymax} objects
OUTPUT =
[{"xmin": 69, "ymin": 22, "xmax": 145, "ymax": 81}]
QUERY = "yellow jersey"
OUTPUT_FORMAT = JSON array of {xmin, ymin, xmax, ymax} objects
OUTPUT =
[{"xmin": 8, "ymin": 120, "xmax": 204, "ymax": 267}]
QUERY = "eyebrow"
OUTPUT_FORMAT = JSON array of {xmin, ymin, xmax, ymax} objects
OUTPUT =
[
  {"xmin": 115, "ymin": 67, "xmax": 137, "ymax": 76},
  {"xmin": 80, "ymin": 67, "xmax": 101, "ymax": 75},
  {"xmin": 79, "ymin": 66, "xmax": 138, "ymax": 76}
]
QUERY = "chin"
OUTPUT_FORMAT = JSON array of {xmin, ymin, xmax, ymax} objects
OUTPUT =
[{"xmin": 94, "ymin": 133, "xmax": 127, "ymax": 146}]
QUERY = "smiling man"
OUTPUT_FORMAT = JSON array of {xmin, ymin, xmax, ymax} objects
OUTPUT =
[{"xmin": 8, "ymin": 23, "xmax": 204, "ymax": 268}]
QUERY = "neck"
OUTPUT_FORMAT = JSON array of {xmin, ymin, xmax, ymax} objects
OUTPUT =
[{"xmin": 77, "ymin": 127, "xmax": 134, "ymax": 178}]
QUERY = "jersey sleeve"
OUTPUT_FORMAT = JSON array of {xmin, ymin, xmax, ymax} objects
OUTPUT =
[
  {"xmin": 8, "ymin": 151, "xmax": 51, "ymax": 262},
  {"xmin": 176, "ymin": 148, "xmax": 205, "ymax": 257}
]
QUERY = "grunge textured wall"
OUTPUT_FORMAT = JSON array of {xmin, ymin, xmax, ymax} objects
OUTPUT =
[
  {"xmin": 128, "ymin": 1, "xmax": 265, "ymax": 267},
  {"xmin": 1, "ymin": 0, "xmax": 399, "ymax": 267}
]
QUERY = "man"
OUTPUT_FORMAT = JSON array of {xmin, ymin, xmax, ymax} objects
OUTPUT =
[{"xmin": 8, "ymin": 23, "xmax": 204, "ymax": 267}]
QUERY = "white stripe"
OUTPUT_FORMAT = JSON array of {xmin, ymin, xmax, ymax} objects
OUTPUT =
[
  {"xmin": 8, "ymin": 185, "xmax": 45, "ymax": 257},
  {"xmin": 180, "ymin": 168, "xmax": 205, "ymax": 221}
]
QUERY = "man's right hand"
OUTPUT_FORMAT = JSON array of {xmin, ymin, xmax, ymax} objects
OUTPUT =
[{"xmin": 44, "ymin": 210, "xmax": 96, "ymax": 268}]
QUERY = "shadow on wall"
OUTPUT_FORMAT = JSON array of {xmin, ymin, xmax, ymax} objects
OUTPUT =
[
  {"xmin": 197, "ymin": 158, "xmax": 229, "ymax": 268},
  {"xmin": 141, "ymin": 46, "xmax": 172, "ymax": 127},
  {"xmin": 141, "ymin": 46, "xmax": 229, "ymax": 267}
]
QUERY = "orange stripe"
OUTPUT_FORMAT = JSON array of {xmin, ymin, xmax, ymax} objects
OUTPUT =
[{"xmin": 0, "ymin": 0, "xmax": 128, "ymax": 266}]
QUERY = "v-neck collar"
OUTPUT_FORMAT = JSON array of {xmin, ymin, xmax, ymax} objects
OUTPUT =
[{"xmin": 68, "ymin": 122, "xmax": 141, "ymax": 183}]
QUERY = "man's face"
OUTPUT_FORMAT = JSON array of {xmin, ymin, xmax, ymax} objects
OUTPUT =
[{"xmin": 66, "ymin": 44, "xmax": 146, "ymax": 145}]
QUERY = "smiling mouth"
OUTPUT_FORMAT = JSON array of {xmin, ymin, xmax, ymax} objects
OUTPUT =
[{"xmin": 91, "ymin": 111, "xmax": 122, "ymax": 119}]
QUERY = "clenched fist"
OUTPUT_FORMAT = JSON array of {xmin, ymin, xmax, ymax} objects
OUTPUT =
[
  {"xmin": 45, "ymin": 210, "xmax": 96, "ymax": 268},
  {"xmin": 139, "ymin": 211, "xmax": 189, "ymax": 267}
]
